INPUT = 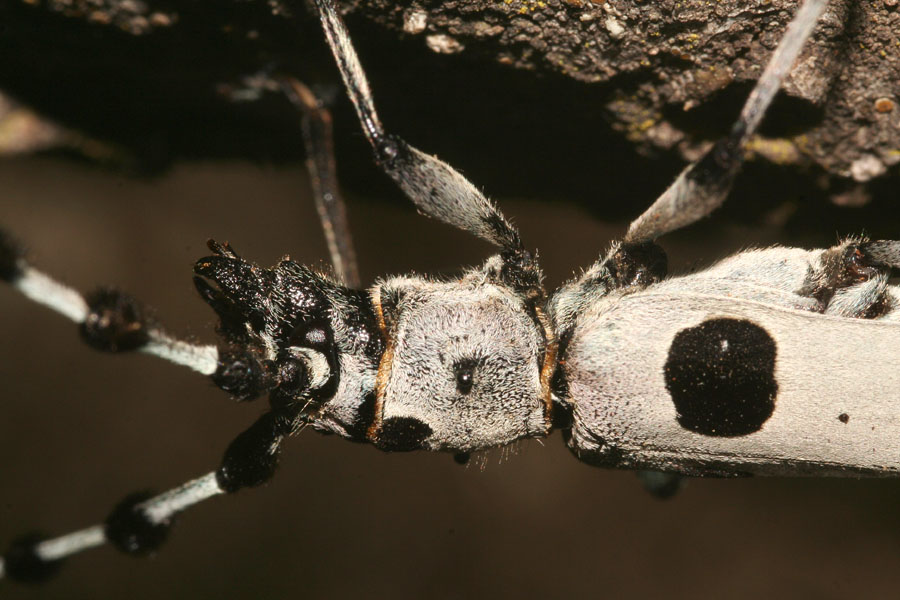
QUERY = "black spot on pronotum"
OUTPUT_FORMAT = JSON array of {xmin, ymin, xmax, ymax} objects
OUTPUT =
[
  {"xmin": 453, "ymin": 358, "xmax": 482, "ymax": 395},
  {"xmin": 80, "ymin": 289, "xmax": 150, "ymax": 352},
  {"xmin": 2, "ymin": 533, "xmax": 64, "ymax": 583},
  {"xmin": 664, "ymin": 318, "xmax": 777, "ymax": 437},
  {"xmin": 838, "ymin": 413, "xmax": 850, "ymax": 424},
  {"xmin": 375, "ymin": 417, "xmax": 433, "ymax": 452},
  {"xmin": 455, "ymin": 366, "xmax": 474, "ymax": 395},
  {"xmin": 104, "ymin": 492, "xmax": 169, "ymax": 555}
]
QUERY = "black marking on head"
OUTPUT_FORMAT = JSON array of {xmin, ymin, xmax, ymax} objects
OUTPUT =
[
  {"xmin": 194, "ymin": 246, "xmax": 271, "ymax": 336},
  {"xmin": 80, "ymin": 289, "xmax": 150, "ymax": 352},
  {"xmin": 193, "ymin": 275, "xmax": 250, "ymax": 341},
  {"xmin": 2, "ymin": 533, "xmax": 64, "ymax": 583},
  {"xmin": 453, "ymin": 358, "xmax": 479, "ymax": 395},
  {"xmin": 285, "ymin": 318, "xmax": 340, "ymax": 402},
  {"xmin": 104, "ymin": 492, "xmax": 169, "ymax": 555},
  {"xmin": 0, "ymin": 228, "xmax": 25, "ymax": 282},
  {"xmin": 213, "ymin": 345, "xmax": 272, "ymax": 402},
  {"xmin": 838, "ymin": 413, "xmax": 850, "ymax": 424},
  {"xmin": 345, "ymin": 289, "xmax": 386, "ymax": 360},
  {"xmin": 216, "ymin": 410, "xmax": 293, "ymax": 493},
  {"xmin": 665, "ymin": 318, "xmax": 777, "ymax": 437},
  {"xmin": 375, "ymin": 417, "xmax": 433, "ymax": 452}
]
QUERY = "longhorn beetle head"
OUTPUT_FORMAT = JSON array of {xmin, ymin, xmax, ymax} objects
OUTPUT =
[{"xmin": 195, "ymin": 236, "xmax": 557, "ymax": 454}]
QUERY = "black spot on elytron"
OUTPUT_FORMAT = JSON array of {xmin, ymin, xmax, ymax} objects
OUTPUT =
[
  {"xmin": 453, "ymin": 452, "xmax": 470, "ymax": 465},
  {"xmin": 2, "ymin": 533, "xmax": 64, "ymax": 583},
  {"xmin": 838, "ymin": 413, "xmax": 850, "ymax": 424},
  {"xmin": 104, "ymin": 492, "xmax": 169, "ymax": 555},
  {"xmin": 664, "ymin": 318, "xmax": 777, "ymax": 437},
  {"xmin": 80, "ymin": 289, "xmax": 150, "ymax": 352},
  {"xmin": 376, "ymin": 417, "xmax": 433, "ymax": 452}
]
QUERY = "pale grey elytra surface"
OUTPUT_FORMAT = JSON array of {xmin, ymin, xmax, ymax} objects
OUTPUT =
[{"xmin": 555, "ymin": 242, "xmax": 900, "ymax": 476}]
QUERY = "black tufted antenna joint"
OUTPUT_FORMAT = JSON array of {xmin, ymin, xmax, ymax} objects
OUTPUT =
[
  {"xmin": 2, "ymin": 533, "xmax": 64, "ymax": 584},
  {"xmin": 104, "ymin": 492, "xmax": 170, "ymax": 556},
  {"xmin": 80, "ymin": 289, "xmax": 151, "ymax": 352}
]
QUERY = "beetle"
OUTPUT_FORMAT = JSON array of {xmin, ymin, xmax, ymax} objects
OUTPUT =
[{"xmin": 3, "ymin": 0, "xmax": 900, "ymax": 595}]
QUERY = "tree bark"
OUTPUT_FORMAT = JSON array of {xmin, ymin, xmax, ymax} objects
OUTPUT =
[{"xmin": 0, "ymin": 0, "xmax": 897, "ymax": 192}]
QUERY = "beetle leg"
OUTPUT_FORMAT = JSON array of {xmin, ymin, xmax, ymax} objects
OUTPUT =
[{"xmin": 281, "ymin": 77, "xmax": 360, "ymax": 288}]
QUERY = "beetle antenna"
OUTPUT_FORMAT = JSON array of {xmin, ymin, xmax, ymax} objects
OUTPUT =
[
  {"xmin": 312, "ymin": 0, "xmax": 523, "ymax": 255},
  {"xmin": 281, "ymin": 77, "xmax": 361, "ymax": 288},
  {"xmin": 0, "ymin": 228, "xmax": 219, "ymax": 375},
  {"xmin": 625, "ymin": 0, "xmax": 830, "ymax": 244}
]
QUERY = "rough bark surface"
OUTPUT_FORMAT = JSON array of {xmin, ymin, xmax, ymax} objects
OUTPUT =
[
  {"xmin": 0, "ymin": 0, "xmax": 898, "ymax": 193},
  {"xmin": 346, "ymin": 0, "xmax": 900, "ymax": 183}
]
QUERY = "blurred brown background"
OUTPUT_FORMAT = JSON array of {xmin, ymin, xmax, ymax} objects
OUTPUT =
[{"xmin": 2, "ymin": 151, "xmax": 900, "ymax": 599}]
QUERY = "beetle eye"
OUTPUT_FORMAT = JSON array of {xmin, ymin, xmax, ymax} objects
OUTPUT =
[
  {"xmin": 454, "ymin": 361, "xmax": 477, "ymax": 395},
  {"xmin": 278, "ymin": 357, "xmax": 309, "ymax": 395}
]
